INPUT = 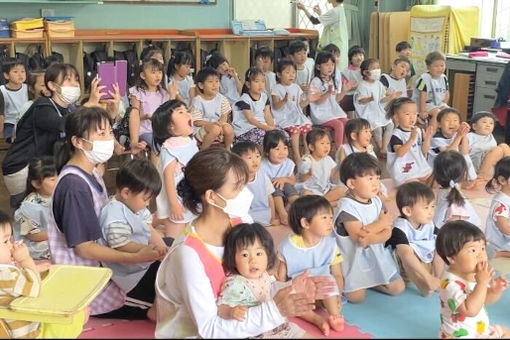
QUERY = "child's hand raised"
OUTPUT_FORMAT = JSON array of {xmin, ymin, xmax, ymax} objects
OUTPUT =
[
  {"xmin": 475, "ymin": 261, "xmax": 494, "ymax": 286},
  {"xmin": 12, "ymin": 241, "xmax": 31, "ymax": 264},
  {"xmin": 343, "ymin": 80, "xmax": 356, "ymax": 92},
  {"xmin": 489, "ymin": 275, "xmax": 508, "ymax": 294},
  {"xmin": 424, "ymin": 124, "xmax": 435, "ymax": 140},
  {"xmin": 167, "ymin": 81, "xmax": 179, "ymax": 99},
  {"xmin": 410, "ymin": 126, "xmax": 419, "ymax": 141},
  {"xmin": 458, "ymin": 122, "xmax": 471, "ymax": 136}
]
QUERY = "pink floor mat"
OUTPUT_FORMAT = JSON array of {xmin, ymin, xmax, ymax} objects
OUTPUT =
[{"xmin": 79, "ymin": 312, "xmax": 372, "ymax": 339}]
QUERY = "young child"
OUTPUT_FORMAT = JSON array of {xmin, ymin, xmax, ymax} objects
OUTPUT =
[
  {"xmin": 335, "ymin": 152, "xmax": 405, "ymax": 303},
  {"xmin": 484, "ymin": 157, "xmax": 510, "ymax": 259},
  {"xmin": 129, "ymin": 58, "xmax": 176, "ymax": 155},
  {"xmin": 386, "ymin": 182, "xmax": 444, "ymax": 296},
  {"xmin": 16, "ymin": 70, "xmax": 50, "ymax": 123},
  {"xmin": 436, "ymin": 221, "xmax": 510, "ymax": 339},
  {"xmin": 0, "ymin": 210, "xmax": 88, "ymax": 338},
  {"xmin": 232, "ymin": 67, "xmax": 276, "ymax": 145},
  {"xmin": 395, "ymin": 41, "xmax": 415, "ymax": 83},
  {"xmin": 412, "ymin": 51, "xmax": 450, "ymax": 126},
  {"xmin": 322, "ymin": 44, "xmax": 343, "ymax": 89},
  {"xmin": 254, "ymin": 46, "xmax": 276, "ymax": 99},
  {"xmin": 428, "ymin": 108, "xmax": 477, "ymax": 184},
  {"xmin": 99, "ymin": 158, "xmax": 167, "ymax": 320},
  {"xmin": 354, "ymin": 58, "xmax": 400, "ymax": 157},
  {"xmin": 380, "ymin": 58, "xmax": 410, "ymax": 98},
  {"xmin": 298, "ymin": 128, "xmax": 343, "ymax": 207},
  {"xmin": 467, "ymin": 111, "xmax": 510, "ymax": 182},
  {"xmin": 260, "ymin": 130, "xmax": 299, "ymax": 226},
  {"xmin": 167, "ymin": 50, "xmax": 196, "ymax": 107},
  {"xmin": 309, "ymin": 51, "xmax": 354, "ymax": 149},
  {"xmin": 152, "ymin": 99, "xmax": 198, "ymax": 237},
  {"xmin": 288, "ymin": 40, "xmax": 314, "ymax": 96},
  {"xmin": 140, "ymin": 44, "xmax": 168, "ymax": 86},
  {"xmin": 278, "ymin": 195, "xmax": 344, "ymax": 336},
  {"xmin": 190, "ymin": 67, "xmax": 234, "ymax": 150},
  {"xmin": 271, "ymin": 58, "xmax": 312, "ymax": 164},
  {"xmin": 432, "ymin": 150, "xmax": 481, "ymax": 229},
  {"xmin": 206, "ymin": 52, "xmax": 242, "ymax": 105},
  {"xmin": 0, "ymin": 59, "xmax": 28, "ymax": 141},
  {"xmin": 232, "ymin": 141, "xmax": 278, "ymax": 227},
  {"xmin": 386, "ymin": 97, "xmax": 433, "ymax": 186},
  {"xmin": 342, "ymin": 45, "xmax": 365, "ymax": 95},
  {"xmin": 217, "ymin": 222, "xmax": 306, "ymax": 338},
  {"xmin": 13, "ymin": 156, "xmax": 56, "ymax": 260}
]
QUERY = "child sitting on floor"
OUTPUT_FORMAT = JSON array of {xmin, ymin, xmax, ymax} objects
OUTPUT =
[
  {"xmin": 298, "ymin": 128, "xmax": 344, "ymax": 207},
  {"xmin": 380, "ymin": 58, "xmax": 410, "ymax": 99},
  {"xmin": 386, "ymin": 97, "xmax": 433, "ymax": 186},
  {"xmin": 99, "ymin": 159, "xmax": 168, "ymax": 320},
  {"xmin": 278, "ymin": 196, "xmax": 345, "ymax": 336},
  {"xmin": 335, "ymin": 152, "xmax": 405, "ymax": 303},
  {"xmin": 432, "ymin": 150, "xmax": 481, "ymax": 229},
  {"xmin": 260, "ymin": 130, "xmax": 299, "ymax": 226},
  {"xmin": 467, "ymin": 111, "xmax": 510, "ymax": 182},
  {"xmin": 436, "ymin": 221, "xmax": 510, "ymax": 338},
  {"xmin": 217, "ymin": 222, "xmax": 306, "ymax": 338},
  {"xmin": 190, "ymin": 67, "xmax": 234, "ymax": 150},
  {"xmin": 387, "ymin": 182, "xmax": 444, "ymax": 296},
  {"xmin": 232, "ymin": 141, "xmax": 278, "ymax": 227},
  {"xmin": 484, "ymin": 157, "xmax": 510, "ymax": 259}
]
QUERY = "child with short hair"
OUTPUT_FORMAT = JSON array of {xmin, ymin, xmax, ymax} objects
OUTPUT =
[
  {"xmin": 298, "ymin": 128, "xmax": 343, "ymax": 207},
  {"xmin": 190, "ymin": 67, "xmax": 234, "ymax": 150},
  {"xmin": 412, "ymin": 51, "xmax": 450, "ymax": 126},
  {"xmin": 217, "ymin": 222, "xmax": 307, "ymax": 338},
  {"xmin": 432, "ymin": 150, "xmax": 481, "ymax": 229},
  {"xmin": 232, "ymin": 141, "xmax": 278, "ymax": 227},
  {"xmin": 309, "ymin": 51, "xmax": 354, "ymax": 149},
  {"xmin": 354, "ymin": 58, "xmax": 400, "ymax": 157},
  {"xmin": 0, "ymin": 59, "xmax": 28, "ymax": 141},
  {"xmin": 167, "ymin": 50, "xmax": 196, "ymax": 107},
  {"xmin": 260, "ymin": 130, "xmax": 299, "ymax": 226},
  {"xmin": 288, "ymin": 40, "xmax": 314, "ymax": 95},
  {"xmin": 278, "ymin": 196, "xmax": 345, "ymax": 336},
  {"xmin": 206, "ymin": 52, "xmax": 242, "ymax": 105},
  {"xmin": 335, "ymin": 152, "xmax": 405, "ymax": 303},
  {"xmin": 336, "ymin": 118, "xmax": 376, "ymax": 163},
  {"xmin": 100, "ymin": 158, "xmax": 167, "ymax": 320},
  {"xmin": 395, "ymin": 41, "xmax": 415, "ymax": 81},
  {"xmin": 232, "ymin": 67, "xmax": 276, "ymax": 145},
  {"xmin": 386, "ymin": 97, "xmax": 433, "ymax": 185},
  {"xmin": 380, "ymin": 58, "xmax": 410, "ymax": 98},
  {"xmin": 342, "ymin": 45, "xmax": 365, "ymax": 95},
  {"xmin": 436, "ymin": 221, "xmax": 510, "ymax": 339},
  {"xmin": 152, "ymin": 100, "xmax": 199, "ymax": 237},
  {"xmin": 387, "ymin": 182, "xmax": 444, "ymax": 296},
  {"xmin": 254, "ymin": 46, "xmax": 276, "ymax": 99},
  {"xmin": 484, "ymin": 157, "xmax": 510, "ymax": 259},
  {"xmin": 467, "ymin": 111, "xmax": 510, "ymax": 182},
  {"xmin": 13, "ymin": 156, "xmax": 56, "ymax": 260},
  {"xmin": 0, "ymin": 210, "xmax": 88, "ymax": 338},
  {"xmin": 271, "ymin": 58, "xmax": 312, "ymax": 164},
  {"xmin": 428, "ymin": 108, "xmax": 477, "ymax": 184},
  {"xmin": 16, "ymin": 70, "xmax": 50, "ymax": 123}
]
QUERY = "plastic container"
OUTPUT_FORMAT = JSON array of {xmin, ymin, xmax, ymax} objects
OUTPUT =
[
  {"xmin": 44, "ymin": 20, "xmax": 75, "ymax": 38},
  {"xmin": 10, "ymin": 18, "xmax": 43, "ymax": 31},
  {"xmin": 10, "ymin": 28, "xmax": 44, "ymax": 39},
  {"xmin": 0, "ymin": 18, "xmax": 9, "ymax": 38}
]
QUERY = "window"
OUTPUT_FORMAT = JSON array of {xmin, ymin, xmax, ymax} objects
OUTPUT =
[{"xmin": 295, "ymin": 0, "xmax": 333, "ymax": 37}]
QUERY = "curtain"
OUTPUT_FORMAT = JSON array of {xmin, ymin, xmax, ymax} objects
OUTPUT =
[{"xmin": 343, "ymin": 0, "xmax": 361, "ymax": 48}]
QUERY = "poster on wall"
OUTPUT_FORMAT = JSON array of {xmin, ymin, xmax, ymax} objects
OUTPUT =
[{"xmin": 409, "ymin": 16, "xmax": 446, "ymax": 77}]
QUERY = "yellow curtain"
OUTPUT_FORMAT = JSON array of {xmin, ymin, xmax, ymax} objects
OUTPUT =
[{"xmin": 448, "ymin": 6, "xmax": 480, "ymax": 55}]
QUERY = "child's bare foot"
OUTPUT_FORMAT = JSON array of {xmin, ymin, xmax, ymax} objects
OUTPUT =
[
  {"xmin": 147, "ymin": 306, "xmax": 157, "ymax": 322},
  {"xmin": 328, "ymin": 314, "xmax": 345, "ymax": 332}
]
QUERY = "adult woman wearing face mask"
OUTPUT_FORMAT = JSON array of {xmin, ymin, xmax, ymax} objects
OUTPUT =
[
  {"xmin": 2, "ymin": 63, "xmax": 106, "ymax": 208},
  {"xmin": 47, "ymin": 106, "xmax": 161, "ymax": 319},
  {"xmin": 155, "ymin": 148, "xmax": 335, "ymax": 338}
]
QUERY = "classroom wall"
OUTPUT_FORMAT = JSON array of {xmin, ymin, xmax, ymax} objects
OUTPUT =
[{"xmin": 0, "ymin": 1, "xmax": 232, "ymax": 29}]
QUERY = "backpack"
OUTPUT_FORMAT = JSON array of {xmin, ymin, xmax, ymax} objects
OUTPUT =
[
  {"xmin": 122, "ymin": 46, "xmax": 138, "ymax": 88},
  {"xmin": 0, "ymin": 46, "xmax": 8, "ymax": 85},
  {"xmin": 113, "ymin": 107, "xmax": 132, "ymax": 148},
  {"xmin": 83, "ymin": 46, "xmax": 108, "ymax": 92}
]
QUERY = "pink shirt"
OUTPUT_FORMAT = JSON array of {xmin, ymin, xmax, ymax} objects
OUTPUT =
[{"xmin": 129, "ymin": 86, "xmax": 169, "ymax": 135}]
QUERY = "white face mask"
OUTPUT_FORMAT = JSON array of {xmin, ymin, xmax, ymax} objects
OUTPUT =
[
  {"xmin": 81, "ymin": 138, "xmax": 114, "ymax": 164},
  {"xmin": 58, "ymin": 86, "xmax": 81, "ymax": 105},
  {"xmin": 369, "ymin": 68, "xmax": 381, "ymax": 81},
  {"xmin": 211, "ymin": 186, "xmax": 254, "ymax": 225}
]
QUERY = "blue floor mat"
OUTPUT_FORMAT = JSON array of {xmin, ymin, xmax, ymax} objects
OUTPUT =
[{"xmin": 342, "ymin": 283, "xmax": 510, "ymax": 338}]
